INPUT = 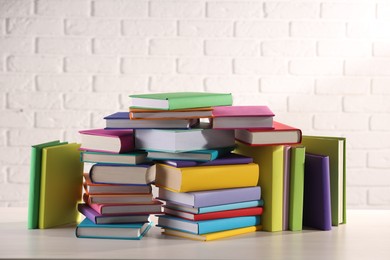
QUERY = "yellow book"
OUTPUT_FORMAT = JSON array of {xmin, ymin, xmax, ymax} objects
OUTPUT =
[
  {"xmin": 38, "ymin": 143, "xmax": 84, "ymax": 229},
  {"xmin": 155, "ymin": 163, "xmax": 259, "ymax": 192},
  {"xmin": 163, "ymin": 225, "xmax": 262, "ymax": 241},
  {"xmin": 235, "ymin": 143, "xmax": 284, "ymax": 232}
]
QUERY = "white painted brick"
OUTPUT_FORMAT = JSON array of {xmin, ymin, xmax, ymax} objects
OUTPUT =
[
  {"xmin": 347, "ymin": 132, "xmax": 390, "ymax": 149},
  {"xmin": 37, "ymin": 37, "xmax": 91, "ymax": 55},
  {"xmin": 91, "ymin": 110, "xmax": 117, "ymax": 129},
  {"xmin": 377, "ymin": 3, "xmax": 390, "ymax": 20},
  {"xmin": 290, "ymin": 21, "xmax": 346, "ymax": 38},
  {"xmin": 8, "ymin": 128, "xmax": 63, "ymax": 146},
  {"xmin": 93, "ymin": 38, "xmax": 147, "ymax": 55},
  {"xmin": 7, "ymin": 18, "xmax": 63, "ymax": 35},
  {"xmin": 318, "ymin": 40, "xmax": 371, "ymax": 57},
  {"xmin": 93, "ymin": 0, "xmax": 147, "ymax": 17},
  {"xmin": 206, "ymin": 40, "xmax": 259, "ymax": 57},
  {"xmin": 348, "ymin": 21, "xmax": 390, "ymax": 39},
  {"xmin": 178, "ymin": 58, "xmax": 232, "ymax": 74},
  {"xmin": 150, "ymin": 76, "xmax": 204, "ymax": 92},
  {"xmin": 0, "ymin": 0, "xmax": 32, "ymax": 17},
  {"xmin": 0, "ymin": 92, "xmax": 5, "ymax": 108},
  {"xmin": 348, "ymin": 169, "xmax": 390, "ymax": 186},
  {"xmin": 179, "ymin": 20, "xmax": 233, "ymax": 37},
  {"xmin": 0, "ymin": 74, "xmax": 34, "ymax": 91},
  {"xmin": 347, "ymin": 187, "xmax": 367, "ymax": 206},
  {"xmin": 0, "ymin": 54, "xmax": 4, "ymax": 71},
  {"xmin": 369, "ymin": 188, "xmax": 390, "ymax": 206},
  {"xmin": 36, "ymin": 111, "xmax": 90, "ymax": 129},
  {"xmin": 94, "ymin": 75, "xmax": 148, "ymax": 93},
  {"xmin": 346, "ymin": 59, "xmax": 390, "ymax": 76},
  {"xmin": 0, "ymin": 147, "xmax": 30, "ymax": 165},
  {"xmin": 344, "ymin": 96, "xmax": 390, "ymax": 113},
  {"xmin": 234, "ymin": 93, "xmax": 287, "ymax": 112},
  {"xmin": 64, "ymin": 93, "xmax": 120, "ymax": 110},
  {"xmin": 0, "ymin": 183, "xmax": 28, "ymax": 201},
  {"xmin": 0, "ymin": 110, "xmax": 33, "ymax": 128},
  {"xmin": 234, "ymin": 58, "xmax": 288, "ymax": 75},
  {"xmin": 150, "ymin": 38, "xmax": 203, "ymax": 56},
  {"xmin": 205, "ymin": 76, "xmax": 258, "ymax": 93},
  {"xmin": 65, "ymin": 56, "xmax": 119, "ymax": 73},
  {"xmin": 7, "ymin": 55, "xmax": 63, "ymax": 73},
  {"xmin": 288, "ymin": 95, "xmax": 341, "ymax": 112},
  {"xmin": 65, "ymin": 19, "xmax": 120, "ymax": 36},
  {"xmin": 8, "ymin": 92, "xmax": 62, "ymax": 110},
  {"xmin": 0, "ymin": 130, "xmax": 5, "ymax": 146},
  {"xmin": 314, "ymin": 113, "xmax": 369, "ymax": 131},
  {"xmin": 373, "ymin": 42, "xmax": 390, "ymax": 57},
  {"xmin": 321, "ymin": 2, "xmax": 375, "ymax": 20},
  {"xmin": 0, "ymin": 37, "xmax": 34, "ymax": 54},
  {"xmin": 274, "ymin": 112, "xmax": 312, "ymax": 129},
  {"xmin": 7, "ymin": 165, "xmax": 29, "ymax": 184},
  {"xmin": 368, "ymin": 150, "xmax": 390, "ymax": 169},
  {"xmin": 289, "ymin": 59, "xmax": 343, "ymax": 76},
  {"xmin": 122, "ymin": 57, "xmax": 175, "ymax": 74},
  {"xmin": 370, "ymin": 114, "xmax": 390, "ymax": 130},
  {"xmin": 265, "ymin": 2, "xmax": 319, "ymax": 19},
  {"xmin": 150, "ymin": 1, "xmax": 204, "ymax": 18},
  {"xmin": 36, "ymin": 0, "xmax": 90, "ymax": 16},
  {"xmin": 262, "ymin": 40, "xmax": 316, "ymax": 57},
  {"xmin": 37, "ymin": 75, "xmax": 91, "ymax": 92},
  {"xmin": 0, "ymin": 167, "xmax": 5, "ymax": 183},
  {"xmin": 122, "ymin": 20, "xmax": 176, "ymax": 37},
  {"xmin": 316, "ymin": 77, "xmax": 370, "ymax": 95},
  {"xmin": 347, "ymin": 150, "xmax": 367, "ymax": 168},
  {"xmin": 0, "ymin": 18, "xmax": 4, "ymax": 35},
  {"xmin": 261, "ymin": 76, "xmax": 314, "ymax": 94},
  {"xmin": 235, "ymin": 21, "xmax": 288, "ymax": 38},
  {"xmin": 372, "ymin": 78, "xmax": 390, "ymax": 94},
  {"xmin": 207, "ymin": 2, "xmax": 262, "ymax": 18}
]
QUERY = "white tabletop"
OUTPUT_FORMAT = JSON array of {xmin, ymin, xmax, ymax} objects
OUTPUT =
[{"xmin": 1, "ymin": 208, "xmax": 389, "ymax": 259}]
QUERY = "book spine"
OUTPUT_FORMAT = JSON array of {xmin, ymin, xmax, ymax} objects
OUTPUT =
[
  {"xmin": 198, "ymin": 216, "xmax": 261, "ymax": 234},
  {"xmin": 169, "ymin": 94, "xmax": 233, "ymax": 110},
  {"xmin": 194, "ymin": 187, "xmax": 261, "ymax": 207}
]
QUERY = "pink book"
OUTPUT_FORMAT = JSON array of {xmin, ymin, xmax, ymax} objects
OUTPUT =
[
  {"xmin": 79, "ymin": 129, "xmax": 134, "ymax": 153},
  {"xmin": 88, "ymin": 200, "xmax": 163, "ymax": 215}
]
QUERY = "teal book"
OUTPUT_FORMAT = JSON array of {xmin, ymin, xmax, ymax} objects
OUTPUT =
[
  {"xmin": 129, "ymin": 92, "xmax": 233, "ymax": 110},
  {"xmin": 75, "ymin": 218, "xmax": 152, "ymax": 240},
  {"xmin": 27, "ymin": 140, "xmax": 66, "ymax": 229},
  {"xmin": 164, "ymin": 200, "xmax": 264, "ymax": 214},
  {"xmin": 146, "ymin": 147, "xmax": 234, "ymax": 162}
]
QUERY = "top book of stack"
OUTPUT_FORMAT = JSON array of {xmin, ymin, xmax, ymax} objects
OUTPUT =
[{"xmin": 129, "ymin": 92, "xmax": 233, "ymax": 110}]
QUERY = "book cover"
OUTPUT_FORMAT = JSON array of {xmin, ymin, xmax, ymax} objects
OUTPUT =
[
  {"xmin": 301, "ymin": 136, "xmax": 346, "ymax": 226},
  {"xmin": 81, "ymin": 151, "xmax": 148, "ymax": 165},
  {"xmin": 130, "ymin": 107, "xmax": 213, "ymax": 120},
  {"xmin": 164, "ymin": 200, "xmax": 264, "ymax": 214},
  {"xmin": 129, "ymin": 92, "xmax": 233, "ymax": 110},
  {"xmin": 158, "ymin": 186, "xmax": 261, "ymax": 208},
  {"xmin": 235, "ymin": 143, "xmax": 284, "ymax": 232},
  {"xmin": 89, "ymin": 200, "xmax": 163, "ymax": 215},
  {"xmin": 146, "ymin": 147, "xmax": 234, "ymax": 162},
  {"xmin": 155, "ymin": 163, "xmax": 259, "ymax": 193},
  {"xmin": 83, "ymin": 193, "xmax": 153, "ymax": 205},
  {"xmin": 161, "ymin": 153, "xmax": 253, "ymax": 167},
  {"xmin": 282, "ymin": 145, "xmax": 291, "ymax": 231},
  {"xmin": 303, "ymin": 153, "xmax": 332, "ymax": 231},
  {"xmin": 79, "ymin": 128, "xmax": 134, "ymax": 153},
  {"xmin": 38, "ymin": 143, "xmax": 84, "ymax": 229}
]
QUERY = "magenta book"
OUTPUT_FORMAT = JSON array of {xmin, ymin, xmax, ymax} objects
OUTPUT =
[
  {"xmin": 212, "ymin": 106, "xmax": 275, "ymax": 118},
  {"xmin": 79, "ymin": 129, "xmax": 134, "ymax": 153}
]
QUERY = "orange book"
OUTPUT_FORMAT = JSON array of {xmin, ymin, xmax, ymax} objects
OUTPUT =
[{"xmin": 129, "ymin": 107, "xmax": 213, "ymax": 120}]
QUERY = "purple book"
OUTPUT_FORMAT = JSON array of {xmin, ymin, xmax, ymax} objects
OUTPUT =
[
  {"xmin": 303, "ymin": 153, "xmax": 332, "ymax": 231},
  {"xmin": 157, "ymin": 186, "xmax": 261, "ymax": 208},
  {"xmin": 161, "ymin": 153, "xmax": 253, "ymax": 167},
  {"xmin": 77, "ymin": 204, "xmax": 149, "ymax": 225}
]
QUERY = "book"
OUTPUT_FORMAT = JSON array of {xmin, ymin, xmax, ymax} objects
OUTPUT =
[
  {"xmin": 79, "ymin": 129, "xmax": 134, "ymax": 153},
  {"xmin": 78, "ymin": 204, "xmax": 150, "ymax": 224},
  {"xmin": 38, "ymin": 143, "xmax": 84, "ymax": 229},
  {"xmin": 161, "ymin": 153, "xmax": 253, "ymax": 167},
  {"xmin": 157, "ymin": 215, "xmax": 261, "ymax": 235},
  {"xmin": 146, "ymin": 147, "xmax": 234, "ymax": 162},
  {"xmin": 155, "ymin": 163, "xmax": 259, "ymax": 193},
  {"xmin": 235, "ymin": 143, "xmax": 284, "ymax": 232},
  {"xmin": 130, "ymin": 107, "xmax": 213, "ymax": 120},
  {"xmin": 282, "ymin": 145, "xmax": 291, "ymax": 231},
  {"xmin": 163, "ymin": 225, "xmax": 262, "ymax": 241},
  {"xmin": 83, "ymin": 193, "xmax": 153, "ymax": 205},
  {"xmin": 288, "ymin": 146, "xmax": 306, "ymax": 231},
  {"xmin": 235, "ymin": 121, "xmax": 302, "ymax": 146},
  {"xmin": 88, "ymin": 200, "xmax": 163, "ymax": 215},
  {"xmin": 163, "ymin": 207, "xmax": 263, "ymax": 221},
  {"xmin": 164, "ymin": 200, "xmax": 264, "ymax": 214},
  {"xmin": 81, "ymin": 151, "xmax": 148, "ymax": 165},
  {"xmin": 303, "ymin": 153, "xmax": 332, "ymax": 231},
  {"xmin": 83, "ymin": 173, "xmax": 152, "ymax": 195},
  {"xmin": 211, "ymin": 106, "xmax": 274, "ymax": 129},
  {"xmin": 105, "ymin": 112, "xmax": 198, "ymax": 129},
  {"xmin": 129, "ymin": 92, "xmax": 233, "ymax": 110},
  {"xmin": 135, "ymin": 128, "xmax": 235, "ymax": 153},
  {"xmin": 89, "ymin": 163, "xmax": 156, "ymax": 185},
  {"xmin": 28, "ymin": 140, "xmax": 65, "ymax": 229},
  {"xmin": 75, "ymin": 218, "xmax": 152, "ymax": 240},
  {"xmin": 158, "ymin": 186, "xmax": 261, "ymax": 208},
  {"xmin": 301, "ymin": 136, "xmax": 346, "ymax": 226}
]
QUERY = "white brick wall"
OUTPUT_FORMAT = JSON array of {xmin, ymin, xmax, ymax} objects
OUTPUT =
[{"xmin": 0, "ymin": 0, "xmax": 389, "ymax": 209}]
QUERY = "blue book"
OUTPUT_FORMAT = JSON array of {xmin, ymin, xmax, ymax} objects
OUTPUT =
[
  {"xmin": 75, "ymin": 218, "xmax": 152, "ymax": 240},
  {"xmin": 164, "ymin": 200, "xmax": 264, "ymax": 214},
  {"xmin": 146, "ymin": 147, "xmax": 234, "ymax": 162},
  {"xmin": 157, "ymin": 215, "xmax": 261, "ymax": 235}
]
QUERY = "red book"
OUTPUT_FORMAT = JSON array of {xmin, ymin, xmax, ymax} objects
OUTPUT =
[
  {"xmin": 235, "ymin": 121, "xmax": 302, "ymax": 146},
  {"xmin": 79, "ymin": 128, "xmax": 134, "ymax": 153},
  {"xmin": 163, "ymin": 206, "xmax": 263, "ymax": 221}
]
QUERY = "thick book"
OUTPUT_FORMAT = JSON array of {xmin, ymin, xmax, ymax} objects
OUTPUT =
[
  {"xmin": 146, "ymin": 147, "xmax": 234, "ymax": 162},
  {"xmin": 78, "ymin": 204, "xmax": 149, "ymax": 224},
  {"xmin": 163, "ymin": 225, "xmax": 262, "ymax": 241},
  {"xmin": 89, "ymin": 163, "xmax": 156, "ymax": 185},
  {"xmin": 75, "ymin": 218, "xmax": 152, "ymax": 240},
  {"xmin": 104, "ymin": 112, "xmax": 198, "ymax": 129},
  {"xmin": 129, "ymin": 92, "xmax": 233, "ymax": 110},
  {"xmin": 135, "ymin": 128, "xmax": 235, "ymax": 153},
  {"xmin": 301, "ymin": 135, "xmax": 346, "ymax": 226},
  {"xmin": 161, "ymin": 153, "xmax": 253, "ymax": 167},
  {"xmin": 235, "ymin": 143, "xmax": 284, "ymax": 232},
  {"xmin": 39, "ymin": 143, "xmax": 84, "ymax": 229},
  {"xmin": 157, "ymin": 186, "xmax": 261, "ymax": 208},
  {"xmin": 28, "ymin": 140, "xmax": 65, "ymax": 229},
  {"xmin": 288, "ymin": 146, "xmax": 306, "ymax": 231},
  {"xmin": 81, "ymin": 151, "xmax": 148, "ymax": 165},
  {"xmin": 303, "ymin": 153, "xmax": 332, "ymax": 231},
  {"xmin": 164, "ymin": 200, "xmax": 264, "ymax": 214},
  {"xmin": 157, "ymin": 215, "xmax": 261, "ymax": 235},
  {"xmin": 211, "ymin": 106, "xmax": 274, "ymax": 129},
  {"xmin": 130, "ymin": 107, "xmax": 213, "ymax": 120},
  {"xmin": 83, "ymin": 193, "xmax": 153, "ymax": 205},
  {"xmin": 235, "ymin": 121, "xmax": 302, "ymax": 146},
  {"xmin": 79, "ymin": 129, "xmax": 134, "ymax": 153},
  {"xmin": 164, "ymin": 207, "xmax": 263, "ymax": 221},
  {"xmin": 89, "ymin": 200, "xmax": 163, "ymax": 215},
  {"xmin": 155, "ymin": 163, "xmax": 259, "ymax": 193}
]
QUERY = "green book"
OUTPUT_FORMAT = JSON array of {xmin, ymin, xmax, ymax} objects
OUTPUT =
[
  {"xmin": 27, "ymin": 140, "xmax": 66, "ymax": 229},
  {"xmin": 288, "ymin": 146, "xmax": 305, "ymax": 231},
  {"xmin": 301, "ymin": 136, "xmax": 346, "ymax": 226},
  {"xmin": 129, "ymin": 92, "xmax": 233, "ymax": 110}
]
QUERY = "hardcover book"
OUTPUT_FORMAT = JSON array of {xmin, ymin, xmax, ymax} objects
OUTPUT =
[
  {"xmin": 130, "ymin": 107, "xmax": 213, "ymax": 120},
  {"xmin": 81, "ymin": 151, "xmax": 148, "ymax": 165},
  {"xmin": 163, "ymin": 207, "xmax": 263, "ymax": 221},
  {"xmin": 282, "ymin": 145, "xmax": 291, "ymax": 231},
  {"xmin": 89, "ymin": 200, "xmax": 163, "ymax": 215},
  {"xmin": 146, "ymin": 147, "xmax": 234, "ymax": 162},
  {"xmin": 83, "ymin": 193, "xmax": 153, "ymax": 205},
  {"xmin": 164, "ymin": 200, "xmax": 264, "ymax": 214},
  {"xmin": 161, "ymin": 153, "xmax": 253, "ymax": 167}
]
